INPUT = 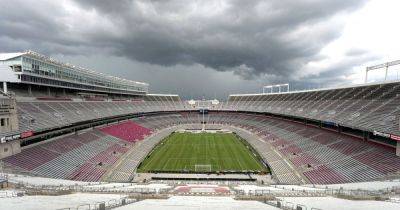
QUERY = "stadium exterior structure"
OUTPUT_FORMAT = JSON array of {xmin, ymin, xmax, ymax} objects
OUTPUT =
[
  {"xmin": 0, "ymin": 50, "xmax": 148, "ymax": 96},
  {"xmin": 0, "ymin": 51, "xmax": 400, "ymax": 186}
]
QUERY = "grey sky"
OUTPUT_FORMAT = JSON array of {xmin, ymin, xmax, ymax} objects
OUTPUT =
[{"xmin": 0, "ymin": 0, "xmax": 388, "ymax": 100}]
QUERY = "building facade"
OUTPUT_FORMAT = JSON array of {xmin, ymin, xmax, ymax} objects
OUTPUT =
[{"xmin": 0, "ymin": 51, "xmax": 149, "ymax": 96}]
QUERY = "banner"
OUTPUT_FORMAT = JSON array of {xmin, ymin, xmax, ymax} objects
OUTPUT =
[
  {"xmin": 390, "ymin": 134, "xmax": 400, "ymax": 141},
  {"xmin": 323, "ymin": 121, "xmax": 337, "ymax": 126},
  {"xmin": 373, "ymin": 130, "xmax": 390, "ymax": 138},
  {"xmin": 21, "ymin": 130, "xmax": 34, "ymax": 138},
  {"xmin": 0, "ymin": 134, "xmax": 21, "ymax": 143}
]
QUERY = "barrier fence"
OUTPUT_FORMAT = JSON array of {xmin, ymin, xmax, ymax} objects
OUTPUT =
[{"xmin": 55, "ymin": 197, "xmax": 137, "ymax": 210}]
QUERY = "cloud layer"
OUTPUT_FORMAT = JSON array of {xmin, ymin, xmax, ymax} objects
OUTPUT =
[{"xmin": 0, "ymin": 0, "xmax": 372, "ymax": 97}]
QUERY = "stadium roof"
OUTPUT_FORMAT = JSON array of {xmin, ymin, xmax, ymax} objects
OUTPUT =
[
  {"xmin": 146, "ymin": 93, "xmax": 180, "ymax": 97},
  {"xmin": 0, "ymin": 52, "xmax": 25, "ymax": 61}
]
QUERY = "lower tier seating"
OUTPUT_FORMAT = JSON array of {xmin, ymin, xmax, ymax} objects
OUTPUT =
[
  {"xmin": 100, "ymin": 121, "xmax": 152, "ymax": 142},
  {"xmin": 3, "ymin": 130, "xmax": 133, "ymax": 182}
]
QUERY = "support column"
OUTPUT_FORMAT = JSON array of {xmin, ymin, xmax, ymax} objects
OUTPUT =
[
  {"xmin": 28, "ymin": 84, "xmax": 32, "ymax": 96},
  {"xmin": 363, "ymin": 132, "xmax": 368, "ymax": 141},
  {"xmin": 3, "ymin": 82, "xmax": 7, "ymax": 94},
  {"xmin": 396, "ymin": 141, "xmax": 400, "ymax": 157},
  {"xmin": 385, "ymin": 65, "xmax": 389, "ymax": 81}
]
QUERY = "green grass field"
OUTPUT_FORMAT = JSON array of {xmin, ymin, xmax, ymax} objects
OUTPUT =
[{"xmin": 137, "ymin": 132, "xmax": 268, "ymax": 173}]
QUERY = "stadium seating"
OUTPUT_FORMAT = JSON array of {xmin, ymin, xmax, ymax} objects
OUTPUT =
[
  {"xmin": 100, "ymin": 121, "xmax": 152, "ymax": 142},
  {"xmin": 106, "ymin": 128, "xmax": 175, "ymax": 182},
  {"xmin": 3, "ymin": 129, "xmax": 133, "ymax": 182},
  {"xmin": 3, "ymin": 146, "xmax": 60, "ymax": 171},
  {"xmin": 224, "ymin": 81, "xmax": 400, "ymax": 136},
  {"xmin": 3, "ymin": 89, "xmax": 400, "ymax": 184},
  {"xmin": 133, "ymin": 112, "xmax": 400, "ymax": 184}
]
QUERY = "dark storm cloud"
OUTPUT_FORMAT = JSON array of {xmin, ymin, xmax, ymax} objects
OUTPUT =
[
  {"xmin": 74, "ymin": 0, "xmax": 367, "ymax": 80},
  {"xmin": 0, "ymin": 1, "xmax": 103, "ymax": 55},
  {"xmin": 0, "ymin": 0, "xmax": 367, "ymax": 81}
]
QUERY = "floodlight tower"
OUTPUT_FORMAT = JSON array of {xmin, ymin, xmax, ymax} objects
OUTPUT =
[
  {"xmin": 262, "ymin": 83, "xmax": 290, "ymax": 94},
  {"xmin": 365, "ymin": 60, "xmax": 400, "ymax": 83},
  {"xmin": 202, "ymin": 101, "xmax": 205, "ymax": 128}
]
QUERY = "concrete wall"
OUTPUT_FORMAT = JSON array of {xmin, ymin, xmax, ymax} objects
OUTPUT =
[
  {"xmin": 0, "ymin": 140, "xmax": 21, "ymax": 159},
  {"xmin": 0, "ymin": 98, "xmax": 19, "ymax": 133}
]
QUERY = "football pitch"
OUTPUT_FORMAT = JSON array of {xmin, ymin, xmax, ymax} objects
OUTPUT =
[{"xmin": 137, "ymin": 132, "xmax": 268, "ymax": 173}]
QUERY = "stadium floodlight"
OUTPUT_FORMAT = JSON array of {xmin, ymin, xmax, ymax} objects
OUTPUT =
[
  {"xmin": 365, "ymin": 59, "xmax": 400, "ymax": 83},
  {"xmin": 262, "ymin": 83, "xmax": 290, "ymax": 94}
]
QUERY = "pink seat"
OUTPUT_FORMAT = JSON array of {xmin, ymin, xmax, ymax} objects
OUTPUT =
[{"xmin": 100, "ymin": 121, "xmax": 152, "ymax": 142}]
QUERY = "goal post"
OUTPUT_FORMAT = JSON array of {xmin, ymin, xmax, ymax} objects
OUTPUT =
[{"xmin": 195, "ymin": 164, "xmax": 212, "ymax": 172}]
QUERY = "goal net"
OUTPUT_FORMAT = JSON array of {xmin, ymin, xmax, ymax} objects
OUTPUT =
[{"xmin": 195, "ymin": 164, "xmax": 212, "ymax": 172}]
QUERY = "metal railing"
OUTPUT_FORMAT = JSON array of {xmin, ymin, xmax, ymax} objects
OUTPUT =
[
  {"xmin": 55, "ymin": 197, "xmax": 137, "ymax": 210},
  {"xmin": 0, "ymin": 190, "xmax": 25, "ymax": 198}
]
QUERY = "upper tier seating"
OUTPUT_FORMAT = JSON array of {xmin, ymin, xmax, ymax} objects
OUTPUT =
[
  {"xmin": 224, "ymin": 81, "xmax": 400, "ymax": 136},
  {"xmin": 5, "ymin": 100, "xmax": 184, "ymax": 139},
  {"xmin": 4, "ymin": 81, "xmax": 400, "ymax": 140}
]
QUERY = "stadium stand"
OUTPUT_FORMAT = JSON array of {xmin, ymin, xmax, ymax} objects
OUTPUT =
[
  {"xmin": 3, "ymin": 129, "xmax": 134, "ymax": 181},
  {"xmin": 1, "ymin": 51, "xmax": 400, "ymax": 186},
  {"xmin": 130, "ymin": 112, "xmax": 400, "ymax": 184},
  {"xmin": 4, "ymin": 97, "xmax": 400, "ymax": 184},
  {"xmin": 226, "ymin": 81, "xmax": 400, "ymax": 136},
  {"xmin": 106, "ymin": 127, "xmax": 175, "ymax": 182}
]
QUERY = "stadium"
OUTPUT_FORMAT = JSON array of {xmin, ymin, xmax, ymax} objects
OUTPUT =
[
  {"xmin": 1, "ymin": 1, "xmax": 400, "ymax": 209},
  {"xmin": 0, "ymin": 50, "xmax": 400, "ymax": 210}
]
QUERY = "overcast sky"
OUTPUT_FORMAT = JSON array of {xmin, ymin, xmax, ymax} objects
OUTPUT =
[{"xmin": 1, "ymin": 0, "xmax": 400, "ymax": 100}]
